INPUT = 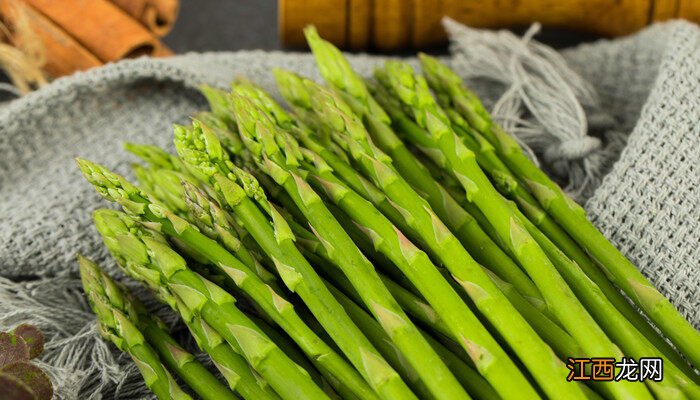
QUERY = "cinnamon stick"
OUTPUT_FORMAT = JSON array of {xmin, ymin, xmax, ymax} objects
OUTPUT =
[
  {"xmin": 0, "ymin": 0, "xmax": 101, "ymax": 77},
  {"xmin": 110, "ymin": 0, "xmax": 179, "ymax": 37},
  {"xmin": 24, "ymin": 0, "xmax": 159, "ymax": 62}
]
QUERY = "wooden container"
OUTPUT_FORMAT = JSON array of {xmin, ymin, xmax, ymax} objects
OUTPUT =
[{"xmin": 279, "ymin": 0, "xmax": 700, "ymax": 50}]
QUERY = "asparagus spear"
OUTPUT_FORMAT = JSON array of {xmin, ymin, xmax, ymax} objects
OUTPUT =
[
  {"xmin": 124, "ymin": 143, "xmax": 185, "ymax": 171},
  {"xmin": 228, "ymin": 92, "xmax": 468, "ymax": 400},
  {"xmin": 302, "ymin": 78, "xmax": 593, "ymax": 398},
  {"xmin": 419, "ymin": 54, "xmax": 700, "ymax": 368},
  {"xmin": 77, "ymin": 256, "xmax": 193, "ymax": 400},
  {"xmin": 412, "ymin": 154, "xmax": 688, "ymax": 392},
  {"xmin": 442, "ymin": 107, "xmax": 700, "ymax": 382},
  {"xmin": 89, "ymin": 207, "xmax": 327, "ymax": 400},
  {"xmin": 377, "ymin": 85, "xmax": 695, "ymax": 380},
  {"xmin": 77, "ymin": 159, "xmax": 335, "ymax": 400},
  {"xmin": 298, "ymin": 33, "xmax": 548, "ymax": 309},
  {"xmin": 326, "ymin": 286, "xmax": 443, "ymax": 399},
  {"xmin": 376, "ymin": 60, "xmax": 653, "ymax": 400},
  {"xmin": 182, "ymin": 181, "xmax": 278, "ymax": 286},
  {"xmin": 233, "ymin": 78, "xmax": 552, "ymax": 347},
  {"xmin": 92, "ymin": 210, "xmax": 281, "ymax": 400},
  {"xmin": 277, "ymin": 186, "xmax": 583, "ymax": 377},
  {"xmin": 178, "ymin": 183, "xmax": 401, "ymax": 399},
  {"xmin": 244, "ymin": 72, "xmax": 555, "ymax": 348},
  {"xmin": 326, "ymin": 279, "xmax": 505, "ymax": 400},
  {"xmin": 197, "ymin": 110, "xmax": 246, "ymax": 155},
  {"xmin": 273, "ymin": 68, "xmax": 545, "ymax": 312},
  {"xmin": 309, "ymin": 244, "xmax": 596, "ymax": 400},
  {"xmin": 303, "ymin": 26, "xmax": 391, "ymax": 126},
  {"xmin": 124, "ymin": 142, "xmax": 211, "ymax": 187},
  {"xmin": 234, "ymin": 77, "xmax": 568, "ymax": 366},
  {"xmin": 78, "ymin": 255, "xmax": 239, "ymax": 400},
  {"xmin": 132, "ymin": 164, "xmax": 190, "ymax": 214},
  {"xmin": 199, "ymin": 85, "xmax": 236, "ymax": 128},
  {"xmin": 256, "ymin": 72, "xmax": 596, "ymax": 398},
  {"xmin": 509, "ymin": 203, "xmax": 698, "ymax": 397},
  {"xmin": 171, "ymin": 124, "xmax": 410, "ymax": 400}
]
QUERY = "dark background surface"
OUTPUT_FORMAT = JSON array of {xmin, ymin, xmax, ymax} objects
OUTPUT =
[{"xmin": 164, "ymin": 0, "xmax": 280, "ymax": 52}]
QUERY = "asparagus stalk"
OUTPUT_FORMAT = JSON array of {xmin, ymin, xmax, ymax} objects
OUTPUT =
[
  {"xmin": 199, "ymin": 84, "xmax": 236, "ymax": 129},
  {"xmin": 302, "ymin": 78, "xmax": 592, "ymax": 399},
  {"xmin": 444, "ymin": 108, "xmax": 699, "ymax": 381},
  {"xmin": 175, "ymin": 300, "xmax": 277, "ymax": 400},
  {"xmin": 326, "ymin": 280, "xmax": 505, "ymax": 400},
  {"xmin": 298, "ymin": 32, "xmax": 548, "ymax": 309},
  {"xmin": 228, "ymin": 93, "xmax": 467, "ymax": 400},
  {"xmin": 234, "ymin": 76, "xmax": 410, "ymax": 231},
  {"xmin": 183, "ymin": 247, "xmax": 348, "ymax": 399},
  {"xmin": 306, "ymin": 128, "xmax": 600, "ymax": 396},
  {"xmin": 419, "ymin": 54, "xmax": 700, "ymax": 368},
  {"xmin": 235, "ymin": 79, "xmax": 526, "ymax": 335},
  {"xmin": 178, "ymin": 183, "xmax": 398, "ymax": 399},
  {"xmin": 376, "ymin": 60, "xmax": 653, "ymax": 400},
  {"xmin": 377, "ymin": 87, "xmax": 695, "ymax": 381},
  {"xmin": 309, "ymin": 243, "xmax": 593, "ymax": 400},
  {"xmin": 303, "ymin": 26, "xmax": 391, "ymax": 126},
  {"xmin": 276, "ymin": 190, "xmax": 581, "ymax": 375},
  {"xmin": 89, "ymin": 207, "xmax": 327, "ymax": 400},
  {"xmin": 292, "ymin": 190, "xmax": 580, "ymax": 370},
  {"xmin": 296, "ymin": 233, "xmax": 453, "ymax": 347},
  {"xmin": 247, "ymin": 72, "xmax": 557, "ymax": 350},
  {"xmin": 77, "ymin": 256, "xmax": 193, "ymax": 400},
  {"xmin": 124, "ymin": 142, "xmax": 211, "ymax": 185},
  {"xmin": 92, "ymin": 209, "xmax": 282, "ymax": 400},
  {"xmin": 247, "ymin": 313, "xmax": 348, "ymax": 400},
  {"xmin": 78, "ymin": 255, "xmax": 239, "ymax": 400},
  {"xmin": 77, "ymin": 159, "xmax": 336, "ymax": 400},
  {"xmin": 509, "ymin": 203, "xmax": 698, "ymax": 397},
  {"xmin": 274, "ymin": 68, "xmax": 545, "ymax": 313},
  {"xmin": 124, "ymin": 142, "xmax": 185, "ymax": 172},
  {"xmin": 326, "ymin": 285, "xmax": 444, "ymax": 399},
  {"xmin": 171, "ymin": 123, "xmax": 409, "ymax": 400},
  {"xmin": 416, "ymin": 154, "xmax": 697, "ymax": 390}
]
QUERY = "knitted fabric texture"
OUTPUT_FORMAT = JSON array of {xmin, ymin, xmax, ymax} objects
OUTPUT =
[{"xmin": 0, "ymin": 20, "xmax": 698, "ymax": 399}]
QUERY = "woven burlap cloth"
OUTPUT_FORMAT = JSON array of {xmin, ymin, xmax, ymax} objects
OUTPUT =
[{"xmin": 0, "ymin": 20, "xmax": 697, "ymax": 399}]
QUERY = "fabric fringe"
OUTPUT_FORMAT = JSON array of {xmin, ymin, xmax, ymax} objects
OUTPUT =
[
  {"xmin": 0, "ymin": 273, "xmax": 160, "ymax": 399},
  {"xmin": 443, "ymin": 17, "xmax": 626, "ymax": 202}
]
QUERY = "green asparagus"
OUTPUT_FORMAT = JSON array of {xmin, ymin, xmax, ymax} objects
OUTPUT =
[
  {"xmin": 229, "ymin": 91, "xmax": 468, "ymax": 400},
  {"xmin": 77, "ymin": 256, "xmax": 193, "ymax": 400},
  {"xmin": 276, "ymin": 77, "xmax": 578, "ymax": 397},
  {"xmin": 78, "ymin": 255, "xmax": 239, "ymax": 400},
  {"xmin": 77, "ymin": 159, "xmax": 336, "ymax": 400},
  {"xmin": 172, "ymin": 123, "xmax": 410, "ymax": 400},
  {"xmin": 419, "ymin": 54, "xmax": 700, "ymax": 369},
  {"xmin": 376, "ymin": 60, "xmax": 653, "ymax": 400},
  {"xmin": 92, "ymin": 209, "xmax": 282, "ymax": 400}
]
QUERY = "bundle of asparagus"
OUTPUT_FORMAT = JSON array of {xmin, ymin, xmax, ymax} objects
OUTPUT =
[{"xmin": 75, "ymin": 26, "xmax": 700, "ymax": 399}]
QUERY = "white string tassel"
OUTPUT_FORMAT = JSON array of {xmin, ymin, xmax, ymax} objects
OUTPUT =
[{"xmin": 443, "ymin": 18, "xmax": 619, "ymax": 201}]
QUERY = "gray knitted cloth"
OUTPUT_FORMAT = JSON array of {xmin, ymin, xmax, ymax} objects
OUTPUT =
[{"xmin": 0, "ymin": 20, "xmax": 698, "ymax": 399}]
